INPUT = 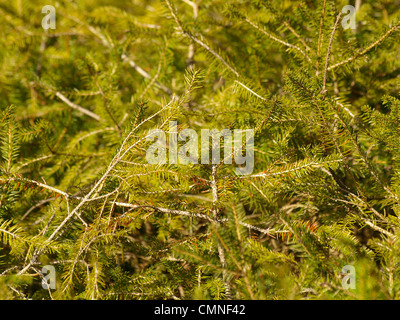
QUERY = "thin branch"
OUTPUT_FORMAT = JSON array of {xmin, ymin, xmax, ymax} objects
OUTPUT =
[
  {"xmin": 317, "ymin": 0, "xmax": 328, "ymax": 61},
  {"xmin": 55, "ymin": 92, "xmax": 102, "ymax": 122},
  {"xmin": 18, "ymin": 198, "xmax": 55, "ymax": 222},
  {"xmin": 121, "ymin": 54, "xmax": 173, "ymax": 95},
  {"xmin": 234, "ymin": 80, "xmax": 268, "ymax": 102},
  {"xmin": 165, "ymin": 0, "xmax": 240, "ymax": 77},
  {"xmin": 182, "ymin": 0, "xmax": 199, "ymax": 66},
  {"xmin": 328, "ymin": 21, "xmax": 400, "ymax": 71},
  {"xmin": 244, "ymin": 17, "xmax": 312, "ymax": 63},
  {"xmin": 321, "ymin": 13, "xmax": 342, "ymax": 96},
  {"xmin": 67, "ymin": 14, "xmax": 173, "ymax": 96},
  {"xmin": 112, "ymin": 202, "xmax": 219, "ymax": 223},
  {"xmin": 235, "ymin": 159, "xmax": 343, "ymax": 179}
]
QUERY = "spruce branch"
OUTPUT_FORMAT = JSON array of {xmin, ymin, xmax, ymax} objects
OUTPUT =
[
  {"xmin": 328, "ymin": 21, "xmax": 400, "ymax": 71},
  {"xmin": 67, "ymin": 14, "xmax": 173, "ymax": 96},
  {"xmin": 164, "ymin": 0, "xmax": 240, "ymax": 77},
  {"xmin": 258, "ymin": 0, "xmax": 312, "ymax": 53},
  {"xmin": 243, "ymin": 16, "xmax": 312, "ymax": 63}
]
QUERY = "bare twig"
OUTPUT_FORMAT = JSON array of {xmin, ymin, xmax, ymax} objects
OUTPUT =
[
  {"xmin": 321, "ymin": 13, "xmax": 342, "ymax": 96},
  {"xmin": 55, "ymin": 92, "xmax": 102, "ymax": 121},
  {"xmin": 317, "ymin": 0, "xmax": 328, "ymax": 61},
  {"xmin": 121, "ymin": 54, "xmax": 173, "ymax": 95}
]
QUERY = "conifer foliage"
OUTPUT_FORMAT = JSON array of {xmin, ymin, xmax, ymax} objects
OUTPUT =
[{"xmin": 0, "ymin": 0, "xmax": 400, "ymax": 300}]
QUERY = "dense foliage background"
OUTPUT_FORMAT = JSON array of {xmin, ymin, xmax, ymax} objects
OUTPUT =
[{"xmin": 1, "ymin": 0, "xmax": 400, "ymax": 300}]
